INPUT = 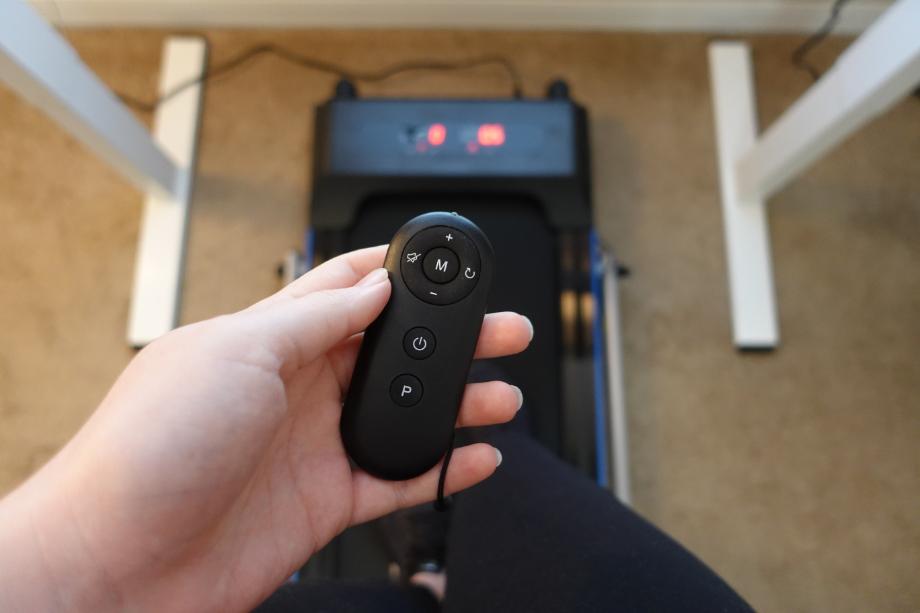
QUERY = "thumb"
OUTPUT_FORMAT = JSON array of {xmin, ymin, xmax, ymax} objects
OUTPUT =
[{"xmin": 242, "ymin": 267, "xmax": 391, "ymax": 373}]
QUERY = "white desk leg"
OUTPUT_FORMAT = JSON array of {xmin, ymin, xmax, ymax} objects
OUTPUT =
[
  {"xmin": 0, "ymin": 0, "xmax": 178, "ymax": 197},
  {"xmin": 127, "ymin": 37, "xmax": 206, "ymax": 347},
  {"xmin": 737, "ymin": 0, "xmax": 920, "ymax": 201},
  {"xmin": 708, "ymin": 42, "xmax": 779, "ymax": 349},
  {"xmin": 708, "ymin": 0, "xmax": 920, "ymax": 350},
  {"xmin": 0, "ymin": 2, "xmax": 205, "ymax": 346}
]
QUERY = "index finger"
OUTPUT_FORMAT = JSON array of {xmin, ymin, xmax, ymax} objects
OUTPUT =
[
  {"xmin": 253, "ymin": 245, "xmax": 388, "ymax": 310},
  {"xmin": 285, "ymin": 245, "xmax": 388, "ymax": 298}
]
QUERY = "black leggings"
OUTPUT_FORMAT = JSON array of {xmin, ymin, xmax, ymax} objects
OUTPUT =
[{"xmin": 257, "ymin": 429, "xmax": 752, "ymax": 612}]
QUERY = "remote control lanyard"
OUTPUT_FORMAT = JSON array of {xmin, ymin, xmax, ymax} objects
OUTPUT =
[{"xmin": 433, "ymin": 432, "xmax": 455, "ymax": 511}]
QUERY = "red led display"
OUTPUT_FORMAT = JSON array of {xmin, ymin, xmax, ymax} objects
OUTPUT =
[
  {"xmin": 477, "ymin": 123, "xmax": 506, "ymax": 147},
  {"xmin": 427, "ymin": 123, "xmax": 447, "ymax": 146}
]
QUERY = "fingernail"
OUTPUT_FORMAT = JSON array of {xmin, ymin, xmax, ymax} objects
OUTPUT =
[
  {"xmin": 522, "ymin": 315, "xmax": 534, "ymax": 341},
  {"xmin": 512, "ymin": 385, "xmax": 523, "ymax": 412},
  {"xmin": 494, "ymin": 447, "xmax": 503, "ymax": 467},
  {"xmin": 357, "ymin": 268, "xmax": 389, "ymax": 287}
]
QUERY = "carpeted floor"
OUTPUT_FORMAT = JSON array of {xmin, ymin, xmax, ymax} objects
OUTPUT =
[{"xmin": 0, "ymin": 29, "xmax": 918, "ymax": 612}]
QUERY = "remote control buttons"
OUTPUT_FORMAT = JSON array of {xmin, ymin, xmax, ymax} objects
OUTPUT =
[
  {"xmin": 390, "ymin": 374, "xmax": 423, "ymax": 407},
  {"xmin": 401, "ymin": 226, "xmax": 481, "ymax": 305},
  {"xmin": 404, "ymin": 327, "xmax": 435, "ymax": 359},
  {"xmin": 423, "ymin": 248, "xmax": 459, "ymax": 283}
]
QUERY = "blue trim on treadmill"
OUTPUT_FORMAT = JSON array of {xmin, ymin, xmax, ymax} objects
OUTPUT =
[
  {"xmin": 304, "ymin": 227, "xmax": 315, "ymax": 272},
  {"xmin": 589, "ymin": 229, "xmax": 609, "ymax": 488}
]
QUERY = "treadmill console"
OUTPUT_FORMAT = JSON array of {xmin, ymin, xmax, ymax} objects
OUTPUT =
[
  {"xmin": 310, "ymin": 89, "xmax": 591, "ymax": 230},
  {"xmin": 321, "ymin": 100, "xmax": 576, "ymax": 177}
]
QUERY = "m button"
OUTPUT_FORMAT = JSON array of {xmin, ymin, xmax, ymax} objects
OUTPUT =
[
  {"xmin": 390, "ymin": 374, "xmax": 423, "ymax": 407},
  {"xmin": 422, "ymin": 247, "xmax": 459, "ymax": 283}
]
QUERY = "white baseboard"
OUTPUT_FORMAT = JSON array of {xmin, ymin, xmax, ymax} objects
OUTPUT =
[{"xmin": 30, "ymin": 0, "xmax": 891, "ymax": 34}]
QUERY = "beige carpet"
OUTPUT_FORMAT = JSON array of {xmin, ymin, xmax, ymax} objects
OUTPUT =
[{"xmin": 1, "ymin": 29, "xmax": 918, "ymax": 612}]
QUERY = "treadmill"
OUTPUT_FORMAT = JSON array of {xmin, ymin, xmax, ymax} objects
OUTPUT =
[{"xmin": 282, "ymin": 79, "xmax": 630, "ymax": 580}]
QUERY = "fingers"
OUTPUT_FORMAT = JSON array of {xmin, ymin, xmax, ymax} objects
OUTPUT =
[
  {"xmin": 328, "ymin": 348, "xmax": 526, "ymax": 427},
  {"xmin": 285, "ymin": 245, "xmax": 388, "ymax": 298},
  {"xmin": 242, "ymin": 268, "xmax": 391, "ymax": 373},
  {"xmin": 253, "ymin": 245, "xmax": 389, "ymax": 310},
  {"xmin": 350, "ymin": 443, "xmax": 502, "ymax": 526},
  {"xmin": 474, "ymin": 312, "xmax": 533, "ymax": 359},
  {"xmin": 456, "ymin": 381, "xmax": 522, "ymax": 427},
  {"xmin": 327, "ymin": 311, "xmax": 533, "ymax": 391}
]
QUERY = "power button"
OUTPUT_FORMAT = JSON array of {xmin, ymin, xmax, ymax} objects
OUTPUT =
[{"xmin": 403, "ymin": 327, "xmax": 435, "ymax": 359}]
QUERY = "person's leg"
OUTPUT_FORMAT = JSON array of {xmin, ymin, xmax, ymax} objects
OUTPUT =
[
  {"xmin": 443, "ymin": 430, "xmax": 753, "ymax": 613},
  {"xmin": 254, "ymin": 579, "xmax": 439, "ymax": 613}
]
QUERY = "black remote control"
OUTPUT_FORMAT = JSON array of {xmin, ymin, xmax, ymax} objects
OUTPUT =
[{"xmin": 341, "ymin": 212, "xmax": 493, "ymax": 481}]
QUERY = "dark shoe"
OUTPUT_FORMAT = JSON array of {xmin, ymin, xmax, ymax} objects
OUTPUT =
[{"xmin": 379, "ymin": 502, "xmax": 451, "ymax": 584}]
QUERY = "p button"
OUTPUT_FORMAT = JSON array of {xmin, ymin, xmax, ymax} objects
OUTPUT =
[{"xmin": 390, "ymin": 374, "xmax": 423, "ymax": 407}]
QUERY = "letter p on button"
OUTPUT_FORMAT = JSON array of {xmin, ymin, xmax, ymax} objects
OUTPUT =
[{"xmin": 390, "ymin": 374, "xmax": 423, "ymax": 407}]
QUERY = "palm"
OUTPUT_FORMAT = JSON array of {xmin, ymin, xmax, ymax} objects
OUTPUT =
[
  {"xmin": 139, "ymin": 351, "xmax": 360, "ymax": 608},
  {"xmin": 233, "ymin": 355, "xmax": 359, "ymax": 570}
]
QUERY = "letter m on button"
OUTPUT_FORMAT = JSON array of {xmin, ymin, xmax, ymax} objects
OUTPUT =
[{"xmin": 435, "ymin": 259, "xmax": 449, "ymax": 273}]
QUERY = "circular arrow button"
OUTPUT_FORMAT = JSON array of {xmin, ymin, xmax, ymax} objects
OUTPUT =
[{"xmin": 403, "ymin": 327, "xmax": 436, "ymax": 359}]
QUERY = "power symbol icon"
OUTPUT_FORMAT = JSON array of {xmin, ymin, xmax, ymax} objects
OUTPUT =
[{"xmin": 404, "ymin": 328, "xmax": 435, "ymax": 359}]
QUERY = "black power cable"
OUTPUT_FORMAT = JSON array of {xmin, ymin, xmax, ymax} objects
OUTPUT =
[
  {"xmin": 116, "ymin": 42, "xmax": 523, "ymax": 113},
  {"xmin": 791, "ymin": 0, "xmax": 919, "ymax": 99},
  {"xmin": 791, "ymin": 0, "xmax": 853, "ymax": 82}
]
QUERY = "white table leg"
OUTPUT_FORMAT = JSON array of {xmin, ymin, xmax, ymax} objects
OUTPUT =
[
  {"xmin": 0, "ymin": 2, "xmax": 206, "ymax": 347},
  {"xmin": 709, "ymin": 42, "xmax": 779, "ymax": 349},
  {"xmin": 736, "ymin": 0, "xmax": 920, "ymax": 201},
  {"xmin": 0, "ymin": 0, "xmax": 179, "ymax": 197},
  {"xmin": 708, "ymin": 0, "xmax": 920, "ymax": 349},
  {"xmin": 127, "ymin": 37, "xmax": 206, "ymax": 347}
]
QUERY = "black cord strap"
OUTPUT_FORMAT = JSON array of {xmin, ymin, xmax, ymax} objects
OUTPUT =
[{"xmin": 434, "ymin": 432, "xmax": 456, "ymax": 512}]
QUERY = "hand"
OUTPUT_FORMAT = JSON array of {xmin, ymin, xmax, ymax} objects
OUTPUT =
[{"xmin": 0, "ymin": 246, "xmax": 532, "ymax": 612}]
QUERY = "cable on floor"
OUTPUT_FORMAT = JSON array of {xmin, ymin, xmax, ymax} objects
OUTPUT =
[
  {"xmin": 791, "ymin": 0, "xmax": 853, "ymax": 82},
  {"xmin": 115, "ymin": 42, "xmax": 524, "ymax": 113}
]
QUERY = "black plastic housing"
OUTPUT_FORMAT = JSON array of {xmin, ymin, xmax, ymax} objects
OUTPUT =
[{"xmin": 341, "ymin": 212, "xmax": 494, "ymax": 480}]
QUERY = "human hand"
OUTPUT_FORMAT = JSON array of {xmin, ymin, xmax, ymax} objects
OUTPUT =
[{"xmin": 0, "ymin": 245, "xmax": 532, "ymax": 612}]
